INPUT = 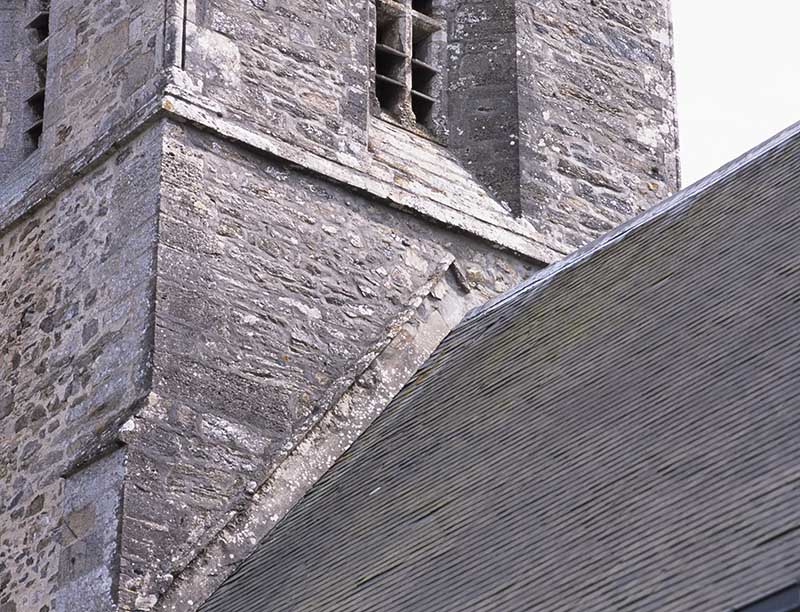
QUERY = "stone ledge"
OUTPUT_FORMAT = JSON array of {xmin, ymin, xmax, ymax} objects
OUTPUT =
[
  {"xmin": 0, "ymin": 89, "xmax": 165, "ymax": 231},
  {"xmin": 0, "ymin": 75, "xmax": 562, "ymax": 265},
  {"xmin": 161, "ymin": 85, "xmax": 562, "ymax": 264}
]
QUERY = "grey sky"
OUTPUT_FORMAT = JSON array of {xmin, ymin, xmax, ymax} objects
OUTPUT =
[{"xmin": 672, "ymin": 1, "xmax": 800, "ymax": 185}]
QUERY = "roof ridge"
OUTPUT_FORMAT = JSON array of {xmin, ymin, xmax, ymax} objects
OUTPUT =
[{"xmin": 464, "ymin": 119, "xmax": 800, "ymax": 324}]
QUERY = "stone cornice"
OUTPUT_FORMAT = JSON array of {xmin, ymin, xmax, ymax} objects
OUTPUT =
[{"xmin": 1, "ymin": 72, "xmax": 561, "ymax": 264}]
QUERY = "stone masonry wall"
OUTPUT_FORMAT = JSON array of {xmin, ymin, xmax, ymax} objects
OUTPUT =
[
  {"xmin": 445, "ymin": 0, "xmax": 679, "ymax": 248},
  {"xmin": 57, "ymin": 448, "xmax": 127, "ymax": 612},
  {"xmin": 41, "ymin": 0, "xmax": 165, "ymax": 171},
  {"xmin": 176, "ymin": 0, "xmax": 679, "ymax": 259},
  {"xmin": 0, "ymin": 1, "xmax": 681, "ymax": 609},
  {"xmin": 185, "ymin": 0, "xmax": 370, "ymax": 164},
  {"xmin": 516, "ymin": 0, "xmax": 679, "ymax": 250},
  {"xmin": 447, "ymin": 0, "xmax": 520, "ymax": 212},
  {"xmin": 0, "ymin": 126, "xmax": 161, "ymax": 612},
  {"xmin": 0, "ymin": 4, "xmax": 34, "ymax": 184},
  {"xmin": 114, "ymin": 121, "xmax": 537, "ymax": 610}
]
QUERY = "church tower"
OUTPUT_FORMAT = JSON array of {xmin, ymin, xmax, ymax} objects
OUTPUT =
[{"xmin": 0, "ymin": 1, "xmax": 678, "ymax": 610}]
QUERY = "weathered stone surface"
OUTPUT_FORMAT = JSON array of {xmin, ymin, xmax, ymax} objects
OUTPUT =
[
  {"xmin": 43, "ymin": 0, "xmax": 165, "ymax": 171},
  {"xmin": 447, "ymin": 0, "xmax": 520, "ymax": 210},
  {"xmin": 57, "ymin": 448, "xmax": 126, "ymax": 612},
  {"xmin": 161, "ymin": 91, "xmax": 557, "ymax": 263},
  {"xmin": 447, "ymin": 0, "xmax": 679, "ymax": 249},
  {"xmin": 116, "ymin": 122, "xmax": 534, "ymax": 610},
  {"xmin": 0, "ymin": 1, "xmax": 679, "ymax": 610},
  {"xmin": 0, "ymin": 0, "xmax": 166, "ymax": 197},
  {"xmin": 0, "ymin": 4, "xmax": 38, "ymax": 183},
  {"xmin": 185, "ymin": 0, "xmax": 370, "ymax": 164},
  {"xmin": 0, "ymin": 127, "xmax": 160, "ymax": 612},
  {"xmin": 516, "ymin": 0, "xmax": 679, "ymax": 249},
  {"xmin": 156, "ymin": 264, "xmax": 490, "ymax": 611},
  {"xmin": 178, "ymin": 0, "xmax": 678, "ymax": 255}
]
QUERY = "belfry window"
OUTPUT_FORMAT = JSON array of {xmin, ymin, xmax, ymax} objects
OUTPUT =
[
  {"xmin": 375, "ymin": 2, "xmax": 406, "ymax": 114},
  {"xmin": 373, "ymin": 0, "xmax": 446, "ymax": 138},
  {"xmin": 25, "ymin": 1, "xmax": 50, "ymax": 151}
]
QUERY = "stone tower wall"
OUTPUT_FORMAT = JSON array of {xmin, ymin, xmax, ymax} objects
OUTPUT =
[
  {"xmin": 0, "ymin": 4, "xmax": 37, "ymax": 184},
  {"xmin": 41, "ymin": 0, "xmax": 165, "ymax": 171},
  {"xmin": 0, "ymin": 125, "xmax": 161, "ymax": 612},
  {"xmin": 447, "ymin": 0, "xmax": 520, "ymax": 211},
  {"xmin": 0, "ymin": 0, "xmax": 165, "ymax": 200},
  {"xmin": 115, "ymin": 122, "xmax": 535, "ymax": 610},
  {"xmin": 446, "ymin": 0, "xmax": 679, "ymax": 250},
  {"xmin": 0, "ymin": 1, "xmax": 679, "ymax": 610},
  {"xmin": 175, "ymin": 0, "xmax": 678, "ymax": 258},
  {"xmin": 516, "ymin": 0, "xmax": 680, "ymax": 252},
  {"xmin": 183, "ymin": 0, "xmax": 370, "ymax": 164}
]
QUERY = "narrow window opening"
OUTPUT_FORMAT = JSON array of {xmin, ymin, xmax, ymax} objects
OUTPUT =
[
  {"xmin": 411, "ymin": 0, "xmax": 433, "ymax": 15},
  {"xmin": 25, "ymin": 1, "xmax": 50, "ymax": 152},
  {"xmin": 376, "ymin": 13, "xmax": 403, "ymax": 52},
  {"xmin": 410, "ymin": 18, "xmax": 438, "ymax": 127},
  {"xmin": 28, "ymin": 10, "xmax": 49, "ymax": 41},
  {"xmin": 372, "ymin": 0, "xmax": 445, "ymax": 138},
  {"xmin": 26, "ymin": 90, "xmax": 45, "ymax": 120},
  {"xmin": 375, "ymin": 4, "xmax": 406, "ymax": 113}
]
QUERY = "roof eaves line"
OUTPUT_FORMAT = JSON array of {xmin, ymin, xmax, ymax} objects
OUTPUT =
[{"xmin": 464, "ymin": 118, "xmax": 800, "ymax": 324}]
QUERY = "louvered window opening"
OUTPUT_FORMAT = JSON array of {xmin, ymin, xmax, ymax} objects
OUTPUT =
[
  {"xmin": 375, "ymin": 0, "xmax": 443, "ymax": 131},
  {"xmin": 25, "ymin": 0, "xmax": 50, "ymax": 151}
]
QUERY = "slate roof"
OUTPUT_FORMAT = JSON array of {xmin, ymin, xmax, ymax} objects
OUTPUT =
[{"xmin": 201, "ymin": 122, "xmax": 800, "ymax": 612}]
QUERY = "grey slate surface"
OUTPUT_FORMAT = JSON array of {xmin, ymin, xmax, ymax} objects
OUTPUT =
[{"xmin": 200, "ymin": 124, "xmax": 800, "ymax": 611}]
